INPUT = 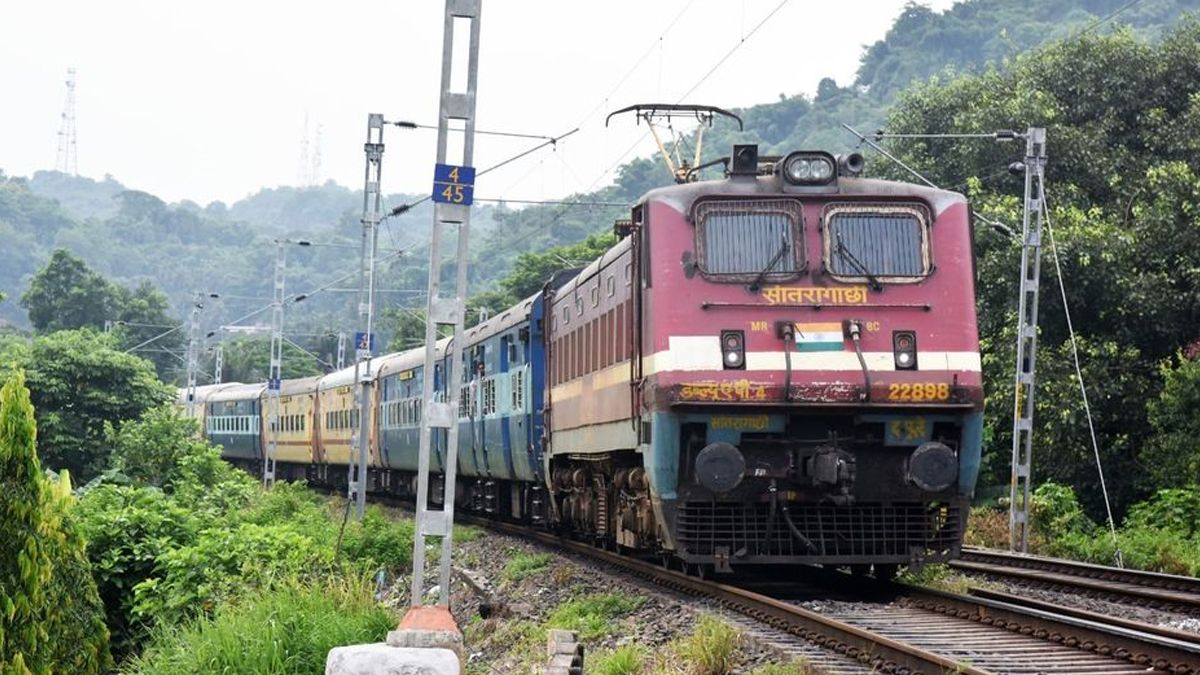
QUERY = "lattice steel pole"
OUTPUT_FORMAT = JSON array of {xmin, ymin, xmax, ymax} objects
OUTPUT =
[
  {"xmin": 411, "ymin": 0, "xmax": 483, "ymax": 608},
  {"xmin": 185, "ymin": 292, "xmax": 204, "ymax": 417},
  {"xmin": 265, "ymin": 240, "xmax": 286, "ymax": 488},
  {"xmin": 213, "ymin": 343, "xmax": 223, "ymax": 384},
  {"xmin": 336, "ymin": 331, "xmax": 347, "ymax": 370},
  {"xmin": 350, "ymin": 114, "xmax": 385, "ymax": 519},
  {"xmin": 1009, "ymin": 127, "xmax": 1047, "ymax": 553}
]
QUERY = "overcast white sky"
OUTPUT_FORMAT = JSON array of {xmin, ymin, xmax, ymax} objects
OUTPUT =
[{"xmin": 1, "ymin": 0, "xmax": 954, "ymax": 206}]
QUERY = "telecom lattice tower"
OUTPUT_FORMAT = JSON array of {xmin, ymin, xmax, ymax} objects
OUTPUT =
[{"xmin": 55, "ymin": 68, "xmax": 78, "ymax": 175}]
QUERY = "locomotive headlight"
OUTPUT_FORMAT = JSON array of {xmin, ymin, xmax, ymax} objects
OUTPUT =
[
  {"xmin": 720, "ymin": 330, "xmax": 745, "ymax": 370},
  {"xmin": 781, "ymin": 152, "xmax": 836, "ymax": 185}
]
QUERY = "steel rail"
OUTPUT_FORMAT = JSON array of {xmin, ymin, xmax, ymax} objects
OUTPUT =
[
  {"xmin": 457, "ymin": 515, "xmax": 1200, "ymax": 673},
  {"xmin": 463, "ymin": 516, "xmax": 984, "ymax": 675},
  {"xmin": 953, "ymin": 547, "xmax": 1200, "ymax": 612}
]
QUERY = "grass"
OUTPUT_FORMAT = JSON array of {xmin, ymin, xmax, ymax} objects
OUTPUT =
[
  {"xmin": 453, "ymin": 523, "xmax": 485, "ymax": 544},
  {"xmin": 592, "ymin": 644, "xmax": 647, "ymax": 675},
  {"xmin": 670, "ymin": 615, "xmax": 742, "ymax": 675},
  {"xmin": 501, "ymin": 551, "xmax": 554, "ymax": 583},
  {"xmin": 896, "ymin": 563, "xmax": 978, "ymax": 594},
  {"xmin": 545, "ymin": 593, "xmax": 646, "ymax": 640},
  {"xmin": 126, "ymin": 574, "xmax": 397, "ymax": 675}
]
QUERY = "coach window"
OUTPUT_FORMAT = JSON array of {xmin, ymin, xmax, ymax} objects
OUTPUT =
[
  {"xmin": 693, "ymin": 199, "xmax": 804, "ymax": 282},
  {"xmin": 823, "ymin": 203, "xmax": 932, "ymax": 283},
  {"xmin": 591, "ymin": 285, "xmax": 599, "ymax": 307},
  {"xmin": 606, "ymin": 275, "xmax": 615, "ymax": 297}
]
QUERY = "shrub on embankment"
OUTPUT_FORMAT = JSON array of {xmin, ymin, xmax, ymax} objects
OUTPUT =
[
  {"xmin": 64, "ymin": 405, "xmax": 411, "ymax": 665},
  {"xmin": 124, "ymin": 575, "xmax": 396, "ymax": 675},
  {"xmin": 967, "ymin": 482, "xmax": 1200, "ymax": 575}
]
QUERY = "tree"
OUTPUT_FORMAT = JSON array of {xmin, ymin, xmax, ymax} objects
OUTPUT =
[
  {"xmin": 217, "ymin": 335, "xmax": 324, "ymax": 384},
  {"xmin": 1143, "ymin": 354, "xmax": 1200, "ymax": 488},
  {"xmin": 882, "ymin": 22, "xmax": 1200, "ymax": 517},
  {"xmin": 0, "ymin": 330, "xmax": 169, "ymax": 482},
  {"xmin": 109, "ymin": 405, "xmax": 212, "ymax": 491},
  {"xmin": 111, "ymin": 281, "xmax": 184, "ymax": 380},
  {"xmin": 0, "ymin": 370, "xmax": 52, "ymax": 673},
  {"xmin": 20, "ymin": 249, "xmax": 120, "ymax": 333},
  {"xmin": 0, "ymin": 370, "xmax": 112, "ymax": 674}
]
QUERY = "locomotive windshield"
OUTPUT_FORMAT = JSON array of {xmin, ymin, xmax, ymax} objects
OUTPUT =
[
  {"xmin": 824, "ymin": 204, "xmax": 931, "ymax": 282},
  {"xmin": 694, "ymin": 199, "xmax": 803, "ymax": 281}
]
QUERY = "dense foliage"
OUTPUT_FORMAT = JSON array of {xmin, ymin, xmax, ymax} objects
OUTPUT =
[
  {"xmin": 65, "ymin": 407, "xmax": 410, "ymax": 665},
  {"xmin": 125, "ymin": 576, "xmax": 397, "ymax": 675},
  {"xmin": 0, "ymin": 371, "xmax": 112, "ymax": 674},
  {"xmin": 972, "ymin": 482, "xmax": 1200, "ymax": 574},
  {"xmin": 0, "ymin": 329, "xmax": 169, "ymax": 482},
  {"xmin": 880, "ymin": 22, "xmax": 1200, "ymax": 515}
]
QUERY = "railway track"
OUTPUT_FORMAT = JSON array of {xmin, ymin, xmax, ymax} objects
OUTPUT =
[
  {"xmin": 459, "ymin": 516, "xmax": 1200, "ymax": 674},
  {"xmin": 951, "ymin": 547, "xmax": 1200, "ymax": 614}
]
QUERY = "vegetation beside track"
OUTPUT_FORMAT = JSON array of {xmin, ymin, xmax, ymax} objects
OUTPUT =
[
  {"xmin": 967, "ymin": 482, "xmax": 1200, "ymax": 575},
  {"xmin": 0, "ymin": 369, "xmax": 415, "ymax": 672}
]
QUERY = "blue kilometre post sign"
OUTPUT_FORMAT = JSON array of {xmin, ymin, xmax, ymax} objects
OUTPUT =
[{"xmin": 432, "ymin": 164, "xmax": 475, "ymax": 205}]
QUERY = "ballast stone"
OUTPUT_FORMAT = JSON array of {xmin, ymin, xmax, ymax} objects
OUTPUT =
[{"xmin": 324, "ymin": 643, "xmax": 459, "ymax": 675}]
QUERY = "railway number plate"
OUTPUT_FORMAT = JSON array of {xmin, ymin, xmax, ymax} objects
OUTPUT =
[{"xmin": 887, "ymin": 383, "xmax": 950, "ymax": 402}]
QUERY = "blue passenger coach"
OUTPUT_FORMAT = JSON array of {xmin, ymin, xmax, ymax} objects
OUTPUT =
[
  {"xmin": 376, "ymin": 294, "xmax": 546, "ymax": 493},
  {"xmin": 205, "ymin": 382, "xmax": 266, "ymax": 468}
]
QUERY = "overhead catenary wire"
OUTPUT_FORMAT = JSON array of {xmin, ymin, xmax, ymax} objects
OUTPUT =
[
  {"xmin": 1040, "ymin": 186, "xmax": 1124, "ymax": 567},
  {"xmin": 1079, "ymin": 0, "xmax": 1146, "ymax": 35},
  {"xmin": 532, "ymin": 0, "xmax": 792, "ymax": 236},
  {"xmin": 841, "ymin": 123, "xmax": 1017, "ymax": 238}
]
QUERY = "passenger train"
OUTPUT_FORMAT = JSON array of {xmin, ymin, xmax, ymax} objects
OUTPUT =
[{"xmin": 180, "ymin": 144, "xmax": 984, "ymax": 576}]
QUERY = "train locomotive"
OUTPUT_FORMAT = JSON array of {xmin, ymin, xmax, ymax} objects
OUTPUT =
[{"xmin": 180, "ymin": 144, "xmax": 983, "ymax": 576}]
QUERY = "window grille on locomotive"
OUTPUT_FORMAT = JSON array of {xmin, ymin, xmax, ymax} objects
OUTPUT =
[
  {"xmin": 693, "ymin": 199, "xmax": 804, "ymax": 281},
  {"xmin": 823, "ymin": 203, "xmax": 932, "ymax": 283}
]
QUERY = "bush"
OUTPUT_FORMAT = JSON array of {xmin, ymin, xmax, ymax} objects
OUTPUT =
[
  {"xmin": 126, "ymin": 575, "xmax": 397, "ymax": 675},
  {"xmin": 1040, "ymin": 486, "xmax": 1200, "ymax": 574},
  {"xmin": 108, "ymin": 404, "xmax": 210, "ymax": 491},
  {"xmin": 132, "ymin": 522, "xmax": 334, "ymax": 626},
  {"xmin": 1030, "ymin": 483, "xmax": 1095, "ymax": 537},
  {"xmin": 40, "ymin": 472, "xmax": 115, "ymax": 674},
  {"xmin": 1124, "ymin": 488, "xmax": 1200, "ymax": 537},
  {"xmin": 340, "ymin": 505, "xmax": 415, "ymax": 571},
  {"xmin": 74, "ymin": 483, "xmax": 198, "ymax": 656}
]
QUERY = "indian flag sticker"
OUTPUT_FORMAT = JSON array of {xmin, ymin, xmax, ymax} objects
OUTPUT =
[{"xmin": 794, "ymin": 322, "xmax": 845, "ymax": 352}]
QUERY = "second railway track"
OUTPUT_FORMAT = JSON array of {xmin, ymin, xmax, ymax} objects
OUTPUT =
[{"xmin": 952, "ymin": 547, "xmax": 1200, "ymax": 614}]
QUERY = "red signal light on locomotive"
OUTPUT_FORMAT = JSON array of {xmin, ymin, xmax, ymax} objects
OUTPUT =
[
  {"xmin": 893, "ymin": 330, "xmax": 918, "ymax": 370},
  {"xmin": 720, "ymin": 330, "xmax": 745, "ymax": 370}
]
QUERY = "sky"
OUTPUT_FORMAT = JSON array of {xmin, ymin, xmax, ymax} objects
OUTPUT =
[{"xmin": 0, "ymin": 0, "xmax": 955, "ymax": 207}]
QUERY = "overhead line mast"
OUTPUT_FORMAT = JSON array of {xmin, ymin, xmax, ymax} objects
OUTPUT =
[
  {"xmin": 410, "ymin": 0, "xmax": 483, "ymax": 609},
  {"xmin": 1010, "ymin": 128, "xmax": 1047, "ymax": 553},
  {"xmin": 349, "ymin": 114, "xmax": 385, "ymax": 519}
]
